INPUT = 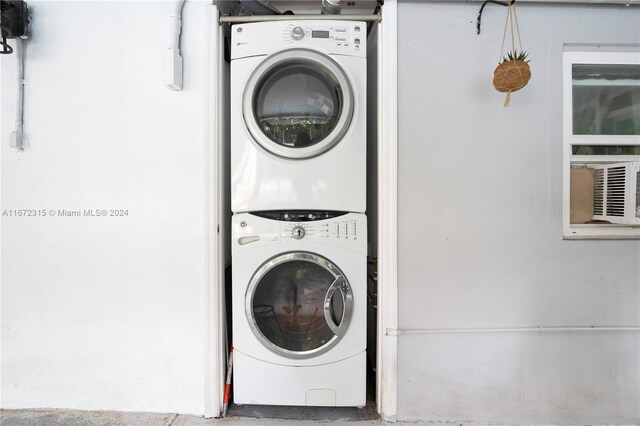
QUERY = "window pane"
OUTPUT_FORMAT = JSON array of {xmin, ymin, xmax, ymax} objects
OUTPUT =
[
  {"xmin": 572, "ymin": 145, "xmax": 640, "ymax": 155},
  {"xmin": 572, "ymin": 64, "xmax": 640, "ymax": 135}
]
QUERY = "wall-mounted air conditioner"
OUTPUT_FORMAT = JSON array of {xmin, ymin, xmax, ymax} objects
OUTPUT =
[{"xmin": 592, "ymin": 162, "xmax": 640, "ymax": 225}]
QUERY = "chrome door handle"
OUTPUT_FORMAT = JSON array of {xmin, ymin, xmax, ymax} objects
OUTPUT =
[{"xmin": 323, "ymin": 275, "xmax": 352, "ymax": 336}]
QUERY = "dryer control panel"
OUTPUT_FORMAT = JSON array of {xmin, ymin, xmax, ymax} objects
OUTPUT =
[
  {"xmin": 231, "ymin": 20, "xmax": 366, "ymax": 60},
  {"xmin": 282, "ymin": 23, "xmax": 363, "ymax": 52}
]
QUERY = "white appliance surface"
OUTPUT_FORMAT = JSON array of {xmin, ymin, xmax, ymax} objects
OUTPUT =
[
  {"xmin": 231, "ymin": 20, "xmax": 367, "ymax": 213},
  {"xmin": 232, "ymin": 212, "xmax": 367, "ymax": 407}
]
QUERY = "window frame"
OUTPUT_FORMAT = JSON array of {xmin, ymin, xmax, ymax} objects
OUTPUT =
[{"xmin": 562, "ymin": 49, "xmax": 640, "ymax": 240}]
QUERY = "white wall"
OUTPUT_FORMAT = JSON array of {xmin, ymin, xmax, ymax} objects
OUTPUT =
[
  {"xmin": 397, "ymin": 2, "xmax": 640, "ymax": 423},
  {"xmin": 1, "ymin": 1, "xmax": 213, "ymax": 414}
]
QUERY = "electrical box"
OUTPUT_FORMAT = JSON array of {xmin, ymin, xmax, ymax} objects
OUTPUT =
[{"xmin": 1, "ymin": 1, "xmax": 28, "ymax": 38}]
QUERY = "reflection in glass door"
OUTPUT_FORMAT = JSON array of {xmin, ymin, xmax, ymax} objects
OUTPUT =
[
  {"xmin": 253, "ymin": 63, "xmax": 342, "ymax": 149},
  {"xmin": 243, "ymin": 49, "xmax": 354, "ymax": 159},
  {"xmin": 247, "ymin": 252, "xmax": 353, "ymax": 358}
]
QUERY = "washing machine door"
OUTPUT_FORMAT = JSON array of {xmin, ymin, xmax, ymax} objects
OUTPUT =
[
  {"xmin": 246, "ymin": 252, "xmax": 354, "ymax": 359},
  {"xmin": 243, "ymin": 49, "xmax": 354, "ymax": 159}
]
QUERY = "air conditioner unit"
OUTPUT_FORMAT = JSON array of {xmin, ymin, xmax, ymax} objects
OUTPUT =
[{"xmin": 592, "ymin": 162, "xmax": 640, "ymax": 225}]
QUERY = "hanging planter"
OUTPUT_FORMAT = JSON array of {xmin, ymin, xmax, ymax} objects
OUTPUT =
[
  {"xmin": 492, "ymin": 0, "xmax": 531, "ymax": 107},
  {"xmin": 493, "ymin": 50, "xmax": 531, "ymax": 103}
]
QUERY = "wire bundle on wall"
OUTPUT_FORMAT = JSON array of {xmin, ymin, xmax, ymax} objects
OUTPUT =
[{"xmin": 1, "ymin": 1, "xmax": 14, "ymax": 53}]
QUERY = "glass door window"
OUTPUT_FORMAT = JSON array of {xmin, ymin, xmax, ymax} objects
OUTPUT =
[
  {"xmin": 243, "ymin": 49, "xmax": 354, "ymax": 159},
  {"xmin": 247, "ymin": 252, "xmax": 353, "ymax": 358},
  {"xmin": 254, "ymin": 63, "xmax": 342, "ymax": 149}
]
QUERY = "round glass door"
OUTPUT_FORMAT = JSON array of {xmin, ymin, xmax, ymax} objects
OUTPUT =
[
  {"xmin": 243, "ymin": 49, "xmax": 354, "ymax": 159},
  {"xmin": 246, "ymin": 252, "xmax": 353, "ymax": 358}
]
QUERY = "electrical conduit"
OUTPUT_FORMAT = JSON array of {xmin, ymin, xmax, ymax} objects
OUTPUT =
[
  {"xmin": 164, "ymin": 0, "xmax": 186, "ymax": 90},
  {"xmin": 11, "ymin": 38, "xmax": 26, "ymax": 150}
]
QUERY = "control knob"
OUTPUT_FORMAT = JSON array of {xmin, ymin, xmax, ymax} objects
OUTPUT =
[
  {"xmin": 292, "ymin": 226, "xmax": 306, "ymax": 240},
  {"xmin": 291, "ymin": 26, "xmax": 305, "ymax": 40}
]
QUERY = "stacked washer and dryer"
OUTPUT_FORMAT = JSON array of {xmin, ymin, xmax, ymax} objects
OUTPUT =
[{"xmin": 230, "ymin": 20, "xmax": 367, "ymax": 407}]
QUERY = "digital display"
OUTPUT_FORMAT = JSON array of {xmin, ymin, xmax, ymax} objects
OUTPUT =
[{"xmin": 312, "ymin": 30, "xmax": 330, "ymax": 39}]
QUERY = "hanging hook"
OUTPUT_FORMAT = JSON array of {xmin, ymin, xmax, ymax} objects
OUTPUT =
[{"xmin": 477, "ymin": 0, "xmax": 516, "ymax": 35}]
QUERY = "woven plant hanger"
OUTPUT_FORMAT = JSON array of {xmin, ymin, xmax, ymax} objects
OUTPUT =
[{"xmin": 492, "ymin": 0, "xmax": 531, "ymax": 107}]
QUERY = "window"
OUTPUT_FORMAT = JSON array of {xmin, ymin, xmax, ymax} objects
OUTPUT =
[{"xmin": 563, "ymin": 48, "xmax": 640, "ymax": 239}]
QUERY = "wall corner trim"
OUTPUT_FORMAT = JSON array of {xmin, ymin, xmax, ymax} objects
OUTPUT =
[
  {"xmin": 204, "ymin": 3, "xmax": 226, "ymax": 419},
  {"xmin": 377, "ymin": 0, "xmax": 399, "ymax": 422}
]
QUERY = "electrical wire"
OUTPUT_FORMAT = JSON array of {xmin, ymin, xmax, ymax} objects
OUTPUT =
[
  {"xmin": 12, "ymin": 37, "xmax": 25, "ymax": 150},
  {"xmin": 0, "ymin": 36, "xmax": 12, "ymax": 54},
  {"xmin": 16, "ymin": 37, "xmax": 24, "ymax": 128},
  {"xmin": 175, "ymin": 0, "xmax": 186, "ymax": 53}
]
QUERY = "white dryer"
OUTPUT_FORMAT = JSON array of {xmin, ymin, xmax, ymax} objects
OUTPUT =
[
  {"xmin": 230, "ymin": 20, "xmax": 367, "ymax": 213},
  {"xmin": 232, "ymin": 211, "xmax": 367, "ymax": 407}
]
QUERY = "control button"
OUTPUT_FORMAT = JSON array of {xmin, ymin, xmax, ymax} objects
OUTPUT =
[
  {"xmin": 292, "ymin": 27, "xmax": 305, "ymax": 40},
  {"xmin": 292, "ymin": 226, "xmax": 306, "ymax": 240},
  {"xmin": 355, "ymin": 38, "xmax": 360, "ymax": 44},
  {"xmin": 354, "ymin": 26, "xmax": 361, "ymax": 32}
]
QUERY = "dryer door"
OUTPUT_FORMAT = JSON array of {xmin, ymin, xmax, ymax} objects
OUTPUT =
[
  {"xmin": 246, "ymin": 252, "xmax": 354, "ymax": 359},
  {"xmin": 243, "ymin": 49, "xmax": 354, "ymax": 159}
]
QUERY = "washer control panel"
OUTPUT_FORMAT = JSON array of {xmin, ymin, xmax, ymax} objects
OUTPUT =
[
  {"xmin": 281, "ymin": 218, "xmax": 360, "ymax": 241},
  {"xmin": 233, "ymin": 212, "xmax": 366, "ymax": 254}
]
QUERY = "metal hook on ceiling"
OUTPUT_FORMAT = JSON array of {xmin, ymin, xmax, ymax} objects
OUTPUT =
[{"xmin": 476, "ymin": 0, "xmax": 516, "ymax": 35}]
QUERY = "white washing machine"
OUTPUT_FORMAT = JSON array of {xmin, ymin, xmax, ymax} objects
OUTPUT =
[
  {"xmin": 230, "ymin": 20, "xmax": 367, "ymax": 213},
  {"xmin": 232, "ymin": 211, "xmax": 367, "ymax": 407}
]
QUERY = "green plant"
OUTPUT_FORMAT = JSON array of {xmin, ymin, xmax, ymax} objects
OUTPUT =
[{"xmin": 500, "ymin": 50, "xmax": 531, "ymax": 64}]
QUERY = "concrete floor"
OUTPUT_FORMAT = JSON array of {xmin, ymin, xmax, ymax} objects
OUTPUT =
[
  {"xmin": 2, "ymin": 359, "xmax": 388, "ymax": 425},
  {"xmin": 228, "ymin": 401, "xmax": 378, "ymax": 421},
  {"xmin": 0, "ymin": 409, "xmax": 405, "ymax": 426}
]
